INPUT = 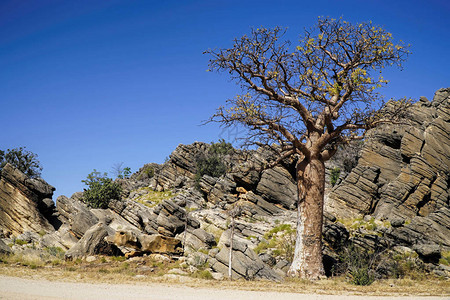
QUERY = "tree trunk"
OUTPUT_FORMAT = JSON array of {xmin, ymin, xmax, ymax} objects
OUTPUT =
[{"xmin": 288, "ymin": 157, "xmax": 326, "ymax": 279}]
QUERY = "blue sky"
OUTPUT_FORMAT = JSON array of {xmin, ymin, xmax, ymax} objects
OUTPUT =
[{"xmin": 1, "ymin": 0, "xmax": 449, "ymax": 200}]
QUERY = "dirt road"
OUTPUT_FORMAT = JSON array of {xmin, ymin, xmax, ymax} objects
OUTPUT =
[{"xmin": 0, "ymin": 275, "xmax": 446, "ymax": 300}]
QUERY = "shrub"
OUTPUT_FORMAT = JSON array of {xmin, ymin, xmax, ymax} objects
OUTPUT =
[
  {"xmin": 0, "ymin": 147, "xmax": 43, "ymax": 178},
  {"xmin": 82, "ymin": 170, "xmax": 122, "ymax": 208},
  {"xmin": 439, "ymin": 251, "xmax": 450, "ymax": 266},
  {"xmin": 195, "ymin": 140, "xmax": 233, "ymax": 188},
  {"xmin": 333, "ymin": 242, "xmax": 379, "ymax": 285},
  {"xmin": 209, "ymin": 139, "xmax": 233, "ymax": 156},
  {"xmin": 196, "ymin": 155, "xmax": 226, "ymax": 179},
  {"xmin": 112, "ymin": 162, "xmax": 132, "ymax": 179},
  {"xmin": 45, "ymin": 246, "xmax": 65, "ymax": 259},
  {"xmin": 192, "ymin": 269, "xmax": 214, "ymax": 280},
  {"xmin": 330, "ymin": 167, "xmax": 341, "ymax": 187},
  {"xmin": 14, "ymin": 239, "xmax": 28, "ymax": 246},
  {"xmin": 351, "ymin": 267, "xmax": 375, "ymax": 286},
  {"xmin": 141, "ymin": 165, "xmax": 155, "ymax": 178},
  {"xmin": 256, "ymin": 224, "xmax": 296, "ymax": 262}
]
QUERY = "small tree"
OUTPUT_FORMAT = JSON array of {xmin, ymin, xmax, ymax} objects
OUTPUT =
[
  {"xmin": 0, "ymin": 147, "xmax": 43, "ymax": 178},
  {"xmin": 111, "ymin": 162, "xmax": 132, "ymax": 179},
  {"xmin": 82, "ymin": 170, "xmax": 122, "ymax": 209},
  {"xmin": 330, "ymin": 167, "xmax": 341, "ymax": 187},
  {"xmin": 195, "ymin": 140, "xmax": 233, "ymax": 186},
  {"xmin": 206, "ymin": 17, "xmax": 410, "ymax": 279}
]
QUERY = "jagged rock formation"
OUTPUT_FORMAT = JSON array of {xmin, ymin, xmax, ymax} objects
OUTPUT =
[
  {"xmin": 0, "ymin": 88, "xmax": 448, "ymax": 280},
  {"xmin": 0, "ymin": 163, "xmax": 57, "ymax": 236},
  {"xmin": 326, "ymin": 88, "xmax": 450, "ymax": 251}
]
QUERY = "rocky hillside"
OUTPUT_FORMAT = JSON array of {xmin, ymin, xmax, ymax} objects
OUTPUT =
[
  {"xmin": 1, "ymin": 88, "xmax": 449, "ymax": 280},
  {"xmin": 326, "ymin": 88, "xmax": 450, "ymax": 251}
]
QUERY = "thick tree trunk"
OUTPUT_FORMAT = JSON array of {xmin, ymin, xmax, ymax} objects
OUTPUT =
[{"xmin": 287, "ymin": 157, "xmax": 326, "ymax": 279}]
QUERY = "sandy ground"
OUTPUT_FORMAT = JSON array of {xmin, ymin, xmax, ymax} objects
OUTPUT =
[{"xmin": 0, "ymin": 275, "xmax": 447, "ymax": 300}]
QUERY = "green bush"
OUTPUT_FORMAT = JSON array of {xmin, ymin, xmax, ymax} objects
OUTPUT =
[
  {"xmin": 14, "ymin": 239, "xmax": 28, "ymax": 246},
  {"xmin": 209, "ymin": 139, "xmax": 233, "ymax": 156},
  {"xmin": 192, "ymin": 269, "xmax": 214, "ymax": 280},
  {"xmin": 196, "ymin": 155, "xmax": 227, "ymax": 179},
  {"xmin": 0, "ymin": 147, "xmax": 43, "ymax": 178},
  {"xmin": 195, "ymin": 139, "xmax": 233, "ymax": 188},
  {"xmin": 333, "ymin": 242, "xmax": 379, "ymax": 285},
  {"xmin": 439, "ymin": 251, "xmax": 450, "ymax": 266},
  {"xmin": 256, "ymin": 224, "xmax": 296, "ymax": 262},
  {"xmin": 351, "ymin": 267, "xmax": 375, "ymax": 286},
  {"xmin": 82, "ymin": 170, "xmax": 122, "ymax": 209},
  {"xmin": 45, "ymin": 246, "xmax": 65, "ymax": 259},
  {"xmin": 330, "ymin": 167, "xmax": 341, "ymax": 187}
]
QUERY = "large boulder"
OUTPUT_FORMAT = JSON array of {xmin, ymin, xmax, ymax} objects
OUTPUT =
[
  {"xmin": 106, "ymin": 230, "xmax": 182, "ymax": 255},
  {"xmin": 56, "ymin": 195, "xmax": 99, "ymax": 239},
  {"xmin": 256, "ymin": 166, "xmax": 297, "ymax": 209},
  {"xmin": 140, "ymin": 234, "xmax": 182, "ymax": 254},
  {"xmin": 65, "ymin": 223, "xmax": 122, "ymax": 259}
]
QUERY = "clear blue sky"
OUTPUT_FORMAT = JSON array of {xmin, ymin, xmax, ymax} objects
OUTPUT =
[{"xmin": 1, "ymin": 0, "xmax": 449, "ymax": 200}]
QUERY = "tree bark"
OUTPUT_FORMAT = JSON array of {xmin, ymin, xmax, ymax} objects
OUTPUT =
[{"xmin": 287, "ymin": 157, "xmax": 326, "ymax": 279}]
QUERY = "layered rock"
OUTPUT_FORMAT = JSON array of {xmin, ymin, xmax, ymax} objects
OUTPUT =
[
  {"xmin": 0, "ymin": 163, "xmax": 57, "ymax": 236},
  {"xmin": 1, "ymin": 88, "xmax": 448, "ymax": 280},
  {"xmin": 326, "ymin": 88, "xmax": 450, "ymax": 250}
]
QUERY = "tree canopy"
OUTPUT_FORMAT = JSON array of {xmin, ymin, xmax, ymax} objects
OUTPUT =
[
  {"xmin": 0, "ymin": 147, "xmax": 43, "ymax": 178},
  {"xmin": 206, "ymin": 17, "xmax": 410, "ymax": 161},
  {"xmin": 206, "ymin": 17, "xmax": 411, "ymax": 279}
]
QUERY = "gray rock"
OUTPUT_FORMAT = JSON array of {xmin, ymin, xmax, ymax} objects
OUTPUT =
[
  {"xmin": 25, "ymin": 177, "xmax": 55, "ymax": 198},
  {"xmin": 192, "ymin": 228, "xmax": 216, "ymax": 247},
  {"xmin": 17, "ymin": 231, "xmax": 40, "ymax": 244},
  {"xmin": 258, "ymin": 253, "xmax": 276, "ymax": 266},
  {"xmin": 65, "ymin": 223, "xmax": 121, "ymax": 259},
  {"xmin": 390, "ymin": 216, "xmax": 405, "ymax": 227},
  {"xmin": 325, "ymin": 88, "xmax": 450, "ymax": 260},
  {"xmin": 214, "ymin": 246, "xmax": 281, "ymax": 281},
  {"xmin": 323, "ymin": 223, "xmax": 349, "ymax": 250},
  {"xmin": 414, "ymin": 244, "xmax": 441, "ymax": 263},
  {"xmin": 256, "ymin": 166, "xmax": 297, "ymax": 209},
  {"xmin": 0, "ymin": 239, "xmax": 12, "ymax": 255},
  {"xmin": 187, "ymin": 252, "xmax": 209, "ymax": 267},
  {"xmin": 275, "ymin": 259, "xmax": 290, "ymax": 272},
  {"xmin": 181, "ymin": 231, "xmax": 206, "ymax": 251},
  {"xmin": 70, "ymin": 209, "xmax": 99, "ymax": 239}
]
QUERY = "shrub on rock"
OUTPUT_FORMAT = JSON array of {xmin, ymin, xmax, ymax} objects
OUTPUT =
[{"xmin": 82, "ymin": 170, "xmax": 122, "ymax": 209}]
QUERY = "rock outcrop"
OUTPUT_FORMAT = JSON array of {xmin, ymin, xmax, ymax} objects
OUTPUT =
[
  {"xmin": 326, "ymin": 88, "xmax": 450, "ymax": 250},
  {"xmin": 1, "ymin": 88, "xmax": 448, "ymax": 280},
  {"xmin": 0, "ymin": 163, "xmax": 57, "ymax": 236},
  {"xmin": 65, "ymin": 223, "xmax": 122, "ymax": 259}
]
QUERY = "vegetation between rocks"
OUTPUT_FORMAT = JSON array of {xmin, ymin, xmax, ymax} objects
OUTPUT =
[
  {"xmin": 195, "ymin": 139, "xmax": 233, "ymax": 188},
  {"xmin": 131, "ymin": 187, "xmax": 175, "ymax": 207},
  {"xmin": 81, "ymin": 169, "xmax": 122, "ymax": 209}
]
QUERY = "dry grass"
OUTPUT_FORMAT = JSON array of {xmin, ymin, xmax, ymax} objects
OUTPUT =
[
  {"xmin": 0, "ymin": 254, "xmax": 448, "ymax": 296},
  {"xmin": 132, "ymin": 187, "xmax": 175, "ymax": 207}
]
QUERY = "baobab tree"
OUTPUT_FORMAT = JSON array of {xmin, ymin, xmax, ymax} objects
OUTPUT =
[{"xmin": 205, "ymin": 17, "xmax": 410, "ymax": 279}]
